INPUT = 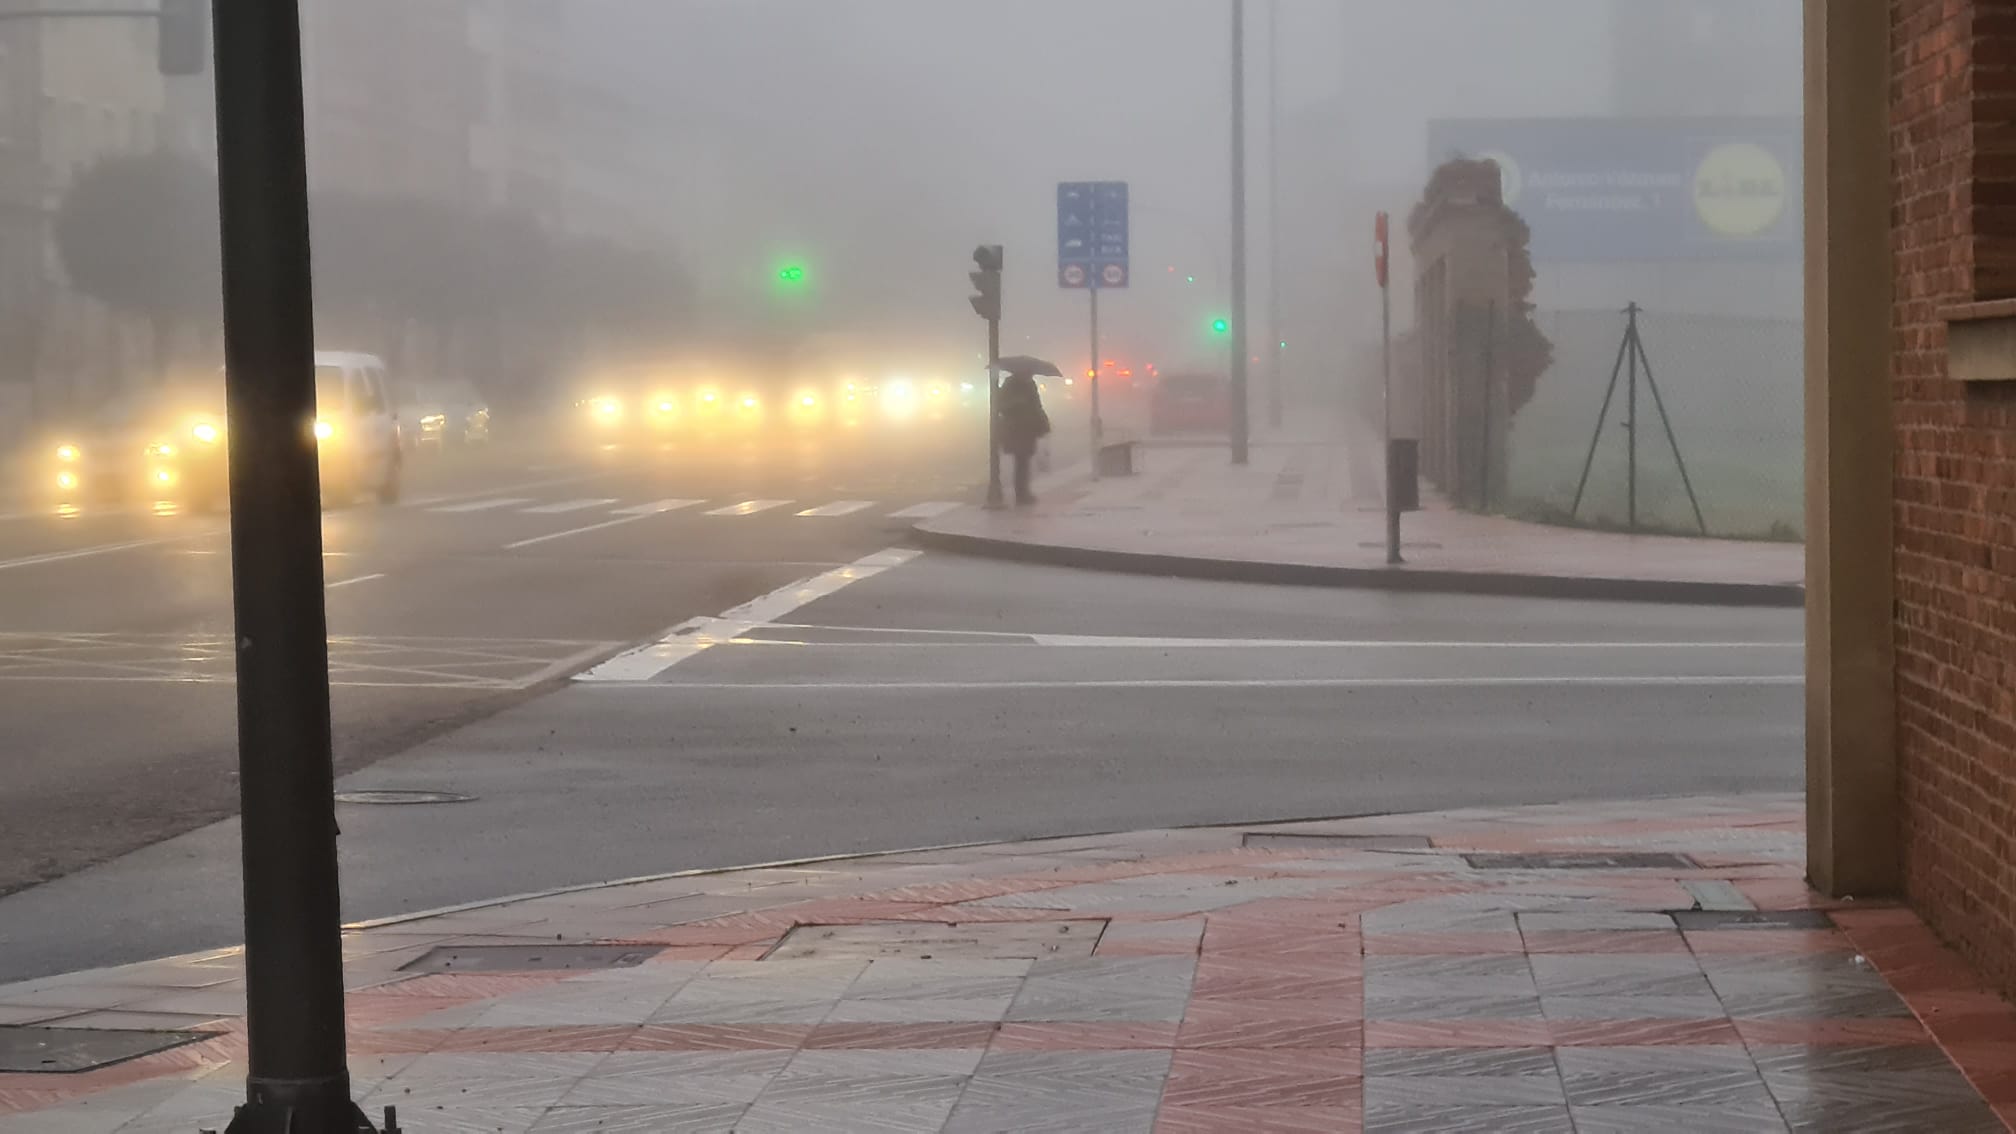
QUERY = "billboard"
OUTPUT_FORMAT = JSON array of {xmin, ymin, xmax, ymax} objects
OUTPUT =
[{"xmin": 1425, "ymin": 117, "xmax": 1801, "ymax": 263}]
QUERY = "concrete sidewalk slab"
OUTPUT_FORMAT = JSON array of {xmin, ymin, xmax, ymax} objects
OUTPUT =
[
  {"xmin": 916, "ymin": 443, "xmax": 1806, "ymax": 607},
  {"xmin": 2, "ymin": 795, "xmax": 2013, "ymax": 1131}
]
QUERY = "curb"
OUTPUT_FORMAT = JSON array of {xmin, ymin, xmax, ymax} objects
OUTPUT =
[{"xmin": 912, "ymin": 523, "xmax": 1805, "ymax": 608}]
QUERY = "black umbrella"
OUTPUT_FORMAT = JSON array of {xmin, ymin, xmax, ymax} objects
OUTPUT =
[{"xmin": 993, "ymin": 355, "xmax": 1062, "ymax": 377}]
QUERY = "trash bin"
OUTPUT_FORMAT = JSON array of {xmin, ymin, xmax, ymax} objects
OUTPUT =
[{"xmin": 1386, "ymin": 439, "xmax": 1419, "ymax": 512}]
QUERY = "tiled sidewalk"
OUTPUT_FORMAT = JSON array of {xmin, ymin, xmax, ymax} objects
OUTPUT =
[
  {"xmin": 3, "ymin": 795, "xmax": 2013, "ymax": 1132},
  {"xmin": 917, "ymin": 443, "xmax": 1805, "ymax": 605}
]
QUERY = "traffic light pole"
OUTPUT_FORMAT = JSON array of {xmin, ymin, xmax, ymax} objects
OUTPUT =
[
  {"xmin": 1229, "ymin": 0, "xmax": 1250, "ymax": 465},
  {"xmin": 210, "ymin": 2, "xmax": 377, "ymax": 1132},
  {"xmin": 985, "ymin": 314, "xmax": 1003, "ymax": 509},
  {"xmin": 1088, "ymin": 284, "xmax": 1102, "ymax": 477}
]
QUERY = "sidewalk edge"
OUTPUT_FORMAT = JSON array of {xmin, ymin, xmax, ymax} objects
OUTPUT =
[{"xmin": 912, "ymin": 521, "xmax": 1805, "ymax": 608}]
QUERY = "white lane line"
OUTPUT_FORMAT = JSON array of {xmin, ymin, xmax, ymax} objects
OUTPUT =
[
  {"xmin": 594, "ymin": 674, "xmax": 1805, "ymax": 692},
  {"xmin": 613, "ymin": 499, "xmax": 705, "ymax": 516},
  {"xmin": 505, "ymin": 512, "xmax": 662, "ymax": 550},
  {"xmin": 0, "ymin": 531, "xmax": 219, "ymax": 572},
  {"xmin": 797, "ymin": 500, "xmax": 875, "ymax": 517},
  {"xmin": 325, "ymin": 572, "xmax": 386, "ymax": 590},
  {"xmin": 402, "ymin": 471, "xmax": 601, "ymax": 510},
  {"xmin": 705, "ymin": 499, "xmax": 791, "ymax": 516},
  {"xmin": 1022, "ymin": 635, "xmax": 1804, "ymax": 650},
  {"xmin": 888, "ymin": 501, "xmax": 963, "ymax": 519},
  {"xmin": 523, "ymin": 498, "xmax": 618, "ymax": 514},
  {"xmin": 577, "ymin": 547, "xmax": 922, "ymax": 683},
  {"xmin": 430, "ymin": 497, "xmax": 532, "ymax": 513}
]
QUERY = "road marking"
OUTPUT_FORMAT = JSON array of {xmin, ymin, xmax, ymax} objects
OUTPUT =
[
  {"xmin": 326, "ymin": 572, "xmax": 386, "ymax": 590},
  {"xmin": 0, "ymin": 531, "xmax": 218, "ymax": 572},
  {"xmin": 523, "ymin": 497, "xmax": 618, "ymax": 514},
  {"xmin": 505, "ymin": 512, "xmax": 662, "ymax": 550},
  {"xmin": 737, "ymin": 623, "xmax": 1801, "ymax": 650},
  {"xmin": 706, "ymin": 500, "xmax": 791, "ymax": 516},
  {"xmin": 596, "ymin": 674, "xmax": 1805, "ymax": 692},
  {"xmin": 888, "ymin": 501, "xmax": 963, "ymax": 519},
  {"xmin": 797, "ymin": 500, "xmax": 875, "ymax": 517},
  {"xmin": 613, "ymin": 499, "xmax": 705, "ymax": 516},
  {"xmin": 402, "ymin": 471, "xmax": 600, "ymax": 510},
  {"xmin": 576, "ymin": 547, "xmax": 922, "ymax": 683},
  {"xmin": 430, "ymin": 497, "xmax": 532, "ymax": 513}
]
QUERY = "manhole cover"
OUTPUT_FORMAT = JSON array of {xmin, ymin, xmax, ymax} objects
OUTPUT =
[
  {"xmin": 399, "ymin": 944, "xmax": 660, "ymax": 973},
  {"xmin": 1465, "ymin": 852, "xmax": 1698, "ymax": 871},
  {"xmin": 1667, "ymin": 909, "xmax": 1834, "ymax": 931},
  {"xmin": 335, "ymin": 790, "xmax": 473, "ymax": 805},
  {"xmin": 1243, "ymin": 832, "xmax": 1432, "ymax": 850},
  {"xmin": 0, "ymin": 1026, "xmax": 210, "ymax": 1074},
  {"xmin": 768, "ymin": 920, "xmax": 1107, "ymax": 962}
]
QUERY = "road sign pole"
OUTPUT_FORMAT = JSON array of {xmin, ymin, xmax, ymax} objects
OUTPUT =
[
  {"xmin": 1088, "ymin": 284, "xmax": 1102, "ymax": 477},
  {"xmin": 986, "ymin": 314, "xmax": 1002, "ymax": 509},
  {"xmin": 1382, "ymin": 270, "xmax": 1400, "ymax": 566},
  {"xmin": 210, "ymin": 1, "xmax": 375, "ymax": 1131},
  {"xmin": 1229, "ymin": 0, "xmax": 1250, "ymax": 465}
]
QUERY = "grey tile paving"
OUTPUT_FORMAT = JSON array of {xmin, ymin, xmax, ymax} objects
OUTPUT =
[
  {"xmin": 1004, "ymin": 957, "xmax": 1195, "ymax": 1023},
  {"xmin": 1363, "ymin": 1103, "xmax": 1576, "ymax": 1133},
  {"xmin": 1365, "ymin": 1047, "xmax": 1558, "ymax": 1077},
  {"xmin": 1365, "ymin": 1074, "xmax": 1568, "ymax": 1107},
  {"xmin": 944, "ymin": 1051, "xmax": 1169, "ymax": 1134},
  {"xmin": 1366, "ymin": 990, "xmax": 1545, "ymax": 1019},
  {"xmin": 1570, "ymin": 1102, "xmax": 1789, "ymax": 1133},
  {"xmin": 1715, "ymin": 985, "xmax": 1912, "ymax": 1019},
  {"xmin": 556, "ymin": 1051, "xmax": 790, "ymax": 1106},
  {"xmin": 1525, "ymin": 954, "xmax": 1709, "ymax": 996},
  {"xmin": 1540, "ymin": 992, "xmax": 1728, "ymax": 1019},
  {"xmin": 529, "ymin": 1103, "xmax": 750, "ymax": 1132}
]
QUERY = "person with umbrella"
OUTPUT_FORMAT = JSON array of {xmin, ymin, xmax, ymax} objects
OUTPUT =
[{"xmin": 994, "ymin": 355, "xmax": 1056, "ymax": 506}]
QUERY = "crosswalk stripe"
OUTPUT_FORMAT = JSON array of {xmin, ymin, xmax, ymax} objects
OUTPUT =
[
  {"xmin": 705, "ymin": 500, "xmax": 790, "ymax": 516},
  {"xmin": 429, "ymin": 497, "xmax": 532, "ymax": 513},
  {"xmin": 796, "ymin": 500, "xmax": 875, "ymax": 517},
  {"xmin": 523, "ymin": 498, "xmax": 618, "ymax": 514},
  {"xmin": 887, "ymin": 501, "xmax": 962, "ymax": 519},
  {"xmin": 612, "ymin": 499, "xmax": 705, "ymax": 516}
]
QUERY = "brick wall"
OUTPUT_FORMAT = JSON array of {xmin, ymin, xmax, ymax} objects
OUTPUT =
[{"xmin": 1890, "ymin": 0, "xmax": 2016, "ymax": 993}]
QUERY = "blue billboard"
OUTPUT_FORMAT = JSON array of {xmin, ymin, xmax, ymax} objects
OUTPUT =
[{"xmin": 1425, "ymin": 117, "xmax": 1802, "ymax": 263}]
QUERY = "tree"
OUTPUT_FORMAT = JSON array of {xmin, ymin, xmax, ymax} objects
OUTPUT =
[{"xmin": 54, "ymin": 150, "xmax": 221, "ymax": 378}]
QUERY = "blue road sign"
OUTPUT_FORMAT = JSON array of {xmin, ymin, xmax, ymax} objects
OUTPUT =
[{"xmin": 1059, "ymin": 180, "xmax": 1128, "ymax": 289}]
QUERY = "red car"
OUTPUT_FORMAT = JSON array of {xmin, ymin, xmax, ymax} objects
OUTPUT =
[{"xmin": 1150, "ymin": 373, "xmax": 1230, "ymax": 434}]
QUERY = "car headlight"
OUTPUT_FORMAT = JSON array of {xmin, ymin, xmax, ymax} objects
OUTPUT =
[
  {"xmin": 420, "ymin": 413, "xmax": 447, "ymax": 428},
  {"xmin": 148, "ymin": 442, "xmax": 177, "ymax": 459},
  {"xmin": 589, "ymin": 396, "xmax": 623, "ymax": 420},
  {"xmin": 654, "ymin": 398, "xmax": 676, "ymax": 414},
  {"xmin": 798, "ymin": 392, "xmax": 819, "ymax": 408},
  {"xmin": 55, "ymin": 444, "xmax": 79, "ymax": 462},
  {"xmin": 313, "ymin": 420, "xmax": 334, "ymax": 441},
  {"xmin": 191, "ymin": 422, "xmax": 221, "ymax": 444},
  {"xmin": 740, "ymin": 394, "xmax": 760, "ymax": 410},
  {"xmin": 55, "ymin": 470, "xmax": 77, "ymax": 490}
]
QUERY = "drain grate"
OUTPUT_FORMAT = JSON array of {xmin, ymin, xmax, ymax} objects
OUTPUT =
[
  {"xmin": 399, "ymin": 944, "xmax": 660, "ymax": 973},
  {"xmin": 1243, "ymin": 832, "xmax": 1432, "ymax": 850},
  {"xmin": 0, "ymin": 1026, "xmax": 210, "ymax": 1074},
  {"xmin": 1465, "ymin": 852, "xmax": 1698, "ymax": 871},
  {"xmin": 335, "ymin": 789, "xmax": 473, "ymax": 805},
  {"xmin": 1667, "ymin": 909, "xmax": 1834, "ymax": 931},
  {"xmin": 768, "ymin": 920, "xmax": 1106, "ymax": 962}
]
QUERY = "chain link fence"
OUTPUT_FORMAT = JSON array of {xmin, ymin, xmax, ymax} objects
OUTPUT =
[{"xmin": 1502, "ymin": 307, "xmax": 1802, "ymax": 540}]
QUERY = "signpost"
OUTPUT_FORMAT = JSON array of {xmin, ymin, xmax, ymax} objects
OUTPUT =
[
  {"xmin": 1059, "ymin": 180, "xmax": 1128, "ymax": 474},
  {"xmin": 1376, "ymin": 210, "xmax": 1400, "ymax": 566}
]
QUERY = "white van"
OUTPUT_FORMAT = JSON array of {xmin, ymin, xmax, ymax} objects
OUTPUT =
[{"xmin": 313, "ymin": 351, "xmax": 402, "ymax": 505}]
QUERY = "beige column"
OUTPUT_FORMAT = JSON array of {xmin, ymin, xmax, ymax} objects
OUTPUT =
[{"xmin": 1804, "ymin": 0, "xmax": 1898, "ymax": 896}]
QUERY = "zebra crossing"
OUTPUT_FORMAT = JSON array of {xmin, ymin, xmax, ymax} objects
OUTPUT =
[{"xmin": 420, "ymin": 495, "xmax": 964, "ymax": 521}]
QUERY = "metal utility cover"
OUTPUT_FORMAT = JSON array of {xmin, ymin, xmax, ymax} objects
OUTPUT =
[
  {"xmin": 1465, "ymin": 852, "xmax": 1699, "ymax": 871},
  {"xmin": 1668, "ymin": 909, "xmax": 1834, "ymax": 931},
  {"xmin": 0, "ymin": 1026, "xmax": 209, "ymax": 1073},
  {"xmin": 335, "ymin": 789, "xmax": 473, "ymax": 805},
  {"xmin": 399, "ymin": 944, "xmax": 661, "ymax": 973},
  {"xmin": 768, "ymin": 920, "xmax": 1107, "ymax": 962},
  {"xmin": 1243, "ymin": 832, "xmax": 1433, "ymax": 850}
]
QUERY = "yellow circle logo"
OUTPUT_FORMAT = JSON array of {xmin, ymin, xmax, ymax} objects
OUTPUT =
[{"xmin": 1693, "ymin": 142, "xmax": 1786, "ymax": 237}]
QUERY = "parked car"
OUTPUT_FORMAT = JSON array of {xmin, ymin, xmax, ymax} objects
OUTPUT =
[{"xmin": 1150, "ymin": 372, "xmax": 1230, "ymax": 435}]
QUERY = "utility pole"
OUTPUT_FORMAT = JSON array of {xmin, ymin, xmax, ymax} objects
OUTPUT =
[
  {"xmin": 210, "ymin": 1, "xmax": 382, "ymax": 1131},
  {"xmin": 970, "ymin": 245, "xmax": 1004, "ymax": 509},
  {"xmin": 1229, "ymin": 0, "xmax": 1250, "ymax": 464},
  {"xmin": 1265, "ymin": 0, "xmax": 1282, "ymax": 430}
]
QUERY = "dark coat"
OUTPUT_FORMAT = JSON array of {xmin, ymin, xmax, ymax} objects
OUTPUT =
[{"xmin": 996, "ymin": 372, "xmax": 1050, "ymax": 455}]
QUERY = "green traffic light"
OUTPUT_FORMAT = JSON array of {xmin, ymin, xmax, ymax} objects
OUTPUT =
[
  {"xmin": 778, "ymin": 264, "xmax": 806, "ymax": 282},
  {"xmin": 1211, "ymin": 318, "xmax": 1230, "ymax": 334}
]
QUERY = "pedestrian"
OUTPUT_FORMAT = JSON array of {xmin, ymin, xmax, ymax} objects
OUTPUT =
[{"xmin": 997, "ymin": 365, "xmax": 1051, "ymax": 506}]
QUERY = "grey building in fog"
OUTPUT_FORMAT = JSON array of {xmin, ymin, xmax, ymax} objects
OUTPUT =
[{"xmin": 1610, "ymin": 0, "xmax": 1802, "ymax": 118}]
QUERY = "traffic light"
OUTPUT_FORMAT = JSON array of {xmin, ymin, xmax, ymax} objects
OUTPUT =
[
  {"xmin": 778, "ymin": 264, "xmax": 806, "ymax": 283},
  {"xmin": 969, "ymin": 244, "xmax": 1003, "ymax": 322},
  {"xmin": 157, "ymin": 0, "xmax": 206, "ymax": 76},
  {"xmin": 1210, "ymin": 317, "xmax": 1230, "ymax": 335}
]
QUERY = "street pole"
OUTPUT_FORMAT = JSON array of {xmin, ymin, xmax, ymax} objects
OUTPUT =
[
  {"xmin": 1088, "ymin": 284, "xmax": 1102, "ymax": 476},
  {"xmin": 1382, "ymin": 259, "xmax": 1399, "ymax": 565},
  {"xmin": 986, "ymin": 316, "xmax": 1002, "ymax": 508},
  {"xmin": 1229, "ymin": 0, "xmax": 1250, "ymax": 465},
  {"xmin": 210, "ymin": 1, "xmax": 374, "ymax": 1131},
  {"xmin": 1265, "ymin": 0, "xmax": 1282, "ymax": 431}
]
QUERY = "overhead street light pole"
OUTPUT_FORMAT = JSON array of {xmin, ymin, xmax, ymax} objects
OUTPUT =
[
  {"xmin": 1230, "ymin": 0, "xmax": 1250, "ymax": 465},
  {"xmin": 209, "ymin": 1, "xmax": 380, "ymax": 1131},
  {"xmin": 1265, "ymin": 0, "xmax": 1282, "ymax": 430}
]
